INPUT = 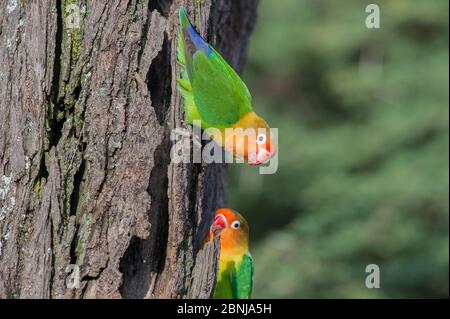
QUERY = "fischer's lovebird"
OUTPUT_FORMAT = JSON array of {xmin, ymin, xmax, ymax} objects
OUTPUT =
[
  {"xmin": 204, "ymin": 208, "xmax": 254, "ymax": 299},
  {"xmin": 177, "ymin": 7, "xmax": 276, "ymax": 165}
]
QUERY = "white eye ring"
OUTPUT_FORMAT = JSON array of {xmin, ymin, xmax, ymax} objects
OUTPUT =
[
  {"xmin": 257, "ymin": 134, "xmax": 266, "ymax": 145},
  {"xmin": 231, "ymin": 220, "xmax": 240, "ymax": 229}
]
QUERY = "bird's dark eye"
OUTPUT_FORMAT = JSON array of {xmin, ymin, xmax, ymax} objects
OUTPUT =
[
  {"xmin": 231, "ymin": 220, "xmax": 240, "ymax": 229},
  {"xmin": 257, "ymin": 134, "xmax": 266, "ymax": 145}
]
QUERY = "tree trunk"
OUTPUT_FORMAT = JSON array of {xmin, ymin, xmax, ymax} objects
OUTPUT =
[{"xmin": 0, "ymin": 0, "xmax": 258, "ymax": 299}]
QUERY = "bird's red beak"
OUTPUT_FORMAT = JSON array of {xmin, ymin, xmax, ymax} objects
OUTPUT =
[
  {"xmin": 248, "ymin": 142, "xmax": 277, "ymax": 166},
  {"xmin": 211, "ymin": 213, "xmax": 227, "ymax": 237}
]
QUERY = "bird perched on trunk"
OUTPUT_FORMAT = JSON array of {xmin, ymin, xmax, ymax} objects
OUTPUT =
[
  {"xmin": 177, "ymin": 7, "xmax": 276, "ymax": 165},
  {"xmin": 204, "ymin": 208, "xmax": 254, "ymax": 299}
]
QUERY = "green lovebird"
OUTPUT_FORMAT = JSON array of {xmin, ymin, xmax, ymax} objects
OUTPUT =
[
  {"xmin": 203, "ymin": 208, "xmax": 254, "ymax": 299},
  {"xmin": 177, "ymin": 7, "xmax": 277, "ymax": 165}
]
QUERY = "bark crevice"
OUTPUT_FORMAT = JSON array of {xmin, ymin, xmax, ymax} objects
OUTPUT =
[
  {"xmin": 148, "ymin": 32, "xmax": 172, "ymax": 125},
  {"xmin": 119, "ymin": 133, "xmax": 171, "ymax": 299},
  {"xmin": 149, "ymin": 0, "xmax": 173, "ymax": 18}
]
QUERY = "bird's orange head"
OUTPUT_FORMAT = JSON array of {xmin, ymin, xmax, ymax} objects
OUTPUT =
[
  {"xmin": 227, "ymin": 112, "xmax": 277, "ymax": 165},
  {"xmin": 211, "ymin": 208, "xmax": 250, "ymax": 255}
]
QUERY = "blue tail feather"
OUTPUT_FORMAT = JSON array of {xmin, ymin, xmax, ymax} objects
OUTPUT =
[{"xmin": 179, "ymin": 7, "xmax": 212, "ymax": 57}]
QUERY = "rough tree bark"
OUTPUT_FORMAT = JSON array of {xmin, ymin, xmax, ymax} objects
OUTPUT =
[{"xmin": 0, "ymin": 0, "xmax": 258, "ymax": 298}]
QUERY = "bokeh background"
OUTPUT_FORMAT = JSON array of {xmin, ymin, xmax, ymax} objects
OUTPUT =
[{"xmin": 228, "ymin": 0, "xmax": 449, "ymax": 298}]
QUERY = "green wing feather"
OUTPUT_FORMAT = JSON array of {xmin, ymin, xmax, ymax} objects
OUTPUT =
[
  {"xmin": 232, "ymin": 254, "xmax": 254, "ymax": 299},
  {"xmin": 191, "ymin": 52, "xmax": 252, "ymax": 127},
  {"xmin": 177, "ymin": 7, "xmax": 253, "ymax": 128},
  {"xmin": 214, "ymin": 254, "xmax": 254, "ymax": 299}
]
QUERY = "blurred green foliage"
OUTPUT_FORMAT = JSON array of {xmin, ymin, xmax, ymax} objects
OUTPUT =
[{"xmin": 228, "ymin": 0, "xmax": 449, "ymax": 298}]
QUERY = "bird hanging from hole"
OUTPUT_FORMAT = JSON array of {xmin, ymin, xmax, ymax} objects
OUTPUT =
[
  {"xmin": 177, "ymin": 7, "xmax": 276, "ymax": 165},
  {"xmin": 204, "ymin": 208, "xmax": 254, "ymax": 299}
]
